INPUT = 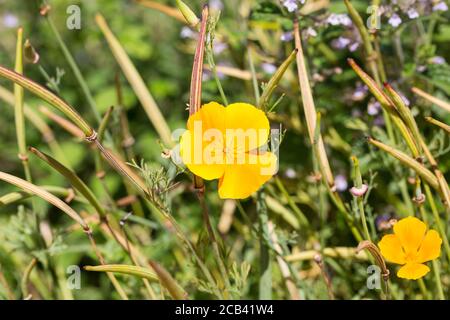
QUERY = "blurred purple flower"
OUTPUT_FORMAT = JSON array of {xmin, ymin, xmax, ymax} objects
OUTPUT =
[
  {"xmin": 203, "ymin": 67, "xmax": 225, "ymax": 80},
  {"xmin": 352, "ymin": 84, "xmax": 368, "ymax": 101},
  {"xmin": 376, "ymin": 214, "xmax": 394, "ymax": 231},
  {"xmin": 407, "ymin": 8, "xmax": 419, "ymax": 19},
  {"xmin": 213, "ymin": 41, "xmax": 228, "ymax": 55},
  {"xmin": 3, "ymin": 13, "xmax": 18, "ymax": 28},
  {"xmin": 302, "ymin": 27, "xmax": 317, "ymax": 39},
  {"xmin": 367, "ymin": 100, "xmax": 381, "ymax": 116},
  {"xmin": 433, "ymin": 1, "xmax": 448, "ymax": 12},
  {"xmin": 203, "ymin": 70, "xmax": 212, "ymax": 81},
  {"xmin": 209, "ymin": 0, "xmax": 224, "ymax": 11},
  {"xmin": 331, "ymin": 36, "xmax": 351, "ymax": 49},
  {"xmin": 335, "ymin": 175, "xmax": 348, "ymax": 192},
  {"xmin": 398, "ymin": 92, "xmax": 410, "ymax": 106},
  {"xmin": 285, "ymin": 168, "xmax": 297, "ymax": 179},
  {"xmin": 430, "ymin": 56, "xmax": 446, "ymax": 64},
  {"xmin": 180, "ymin": 26, "xmax": 196, "ymax": 39},
  {"xmin": 327, "ymin": 13, "xmax": 352, "ymax": 26},
  {"xmin": 283, "ymin": 0, "xmax": 299, "ymax": 13},
  {"xmin": 388, "ymin": 13, "xmax": 402, "ymax": 27},
  {"xmin": 348, "ymin": 42, "xmax": 360, "ymax": 52},
  {"xmin": 262, "ymin": 63, "xmax": 277, "ymax": 74},
  {"xmin": 280, "ymin": 31, "xmax": 294, "ymax": 42}
]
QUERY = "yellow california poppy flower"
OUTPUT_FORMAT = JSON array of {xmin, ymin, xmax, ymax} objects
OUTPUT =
[
  {"xmin": 378, "ymin": 216, "xmax": 442, "ymax": 280},
  {"xmin": 180, "ymin": 102, "xmax": 277, "ymax": 199}
]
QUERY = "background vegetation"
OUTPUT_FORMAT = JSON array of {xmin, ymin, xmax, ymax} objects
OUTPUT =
[{"xmin": 0, "ymin": 0, "xmax": 449, "ymax": 300}]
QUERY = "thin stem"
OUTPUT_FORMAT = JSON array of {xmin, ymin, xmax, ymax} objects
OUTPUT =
[
  {"xmin": 21, "ymin": 258, "xmax": 37, "ymax": 299},
  {"xmin": 424, "ymin": 184, "xmax": 450, "ymax": 263},
  {"xmin": 147, "ymin": 199, "xmax": 224, "ymax": 299},
  {"xmin": 207, "ymin": 54, "xmax": 229, "ymax": 106},
  {"xmin": 14, "ymin": 28, "xmax": 34, "ymax": 191},
  {"xmin": 206, "ymin": 14, "xmax": 228, "ymax": 106},
  {"xmin": 313, "ymin": 255, "xmax": 334, "ymax": 300},
  {"xmin": 247, "ymin": 47, "xmax": 260, "ymax": 105},
  {"xmin": 417, "ymin": 278, "xmax": 429, "ymax": 300},
  {"xmin": 85, "ymin": 228, "xmax": 129, "ymax": 300},
  {"xmin": 119, "ymin": 219, "xmax": 157, "ymax": 299},
  {"xmin": 431, "ymin": 260, "xmax": 445, "ymax": 300},
  {"xmin": 275, "ymin": 177, "xmax": 309, "ymax": 227},
  {"xmin": 352, "ymin": 156, "xmax": 371, "ymax": 241},
  {"xmin": 257, "ymin": 190, "xmax": 272, "ymax": 299},
  {"xmin": 417, "ymin": 189, "xmax": 446, "ymax": 300},
  {"xmin": 46, "ymin": 15, "xmax": 101, "ymax": 124},
  {"xmin": 197, "ymin": 192, "xmax": 232, "ymax": 297}
]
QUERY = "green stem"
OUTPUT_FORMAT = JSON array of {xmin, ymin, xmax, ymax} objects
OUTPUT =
[
  {"xmin": 417, "ymin": 278, "xmax": 429, "ymax": 299},
  {"xmin": 351, "ymin": 156, "xmax": 371, "ymax": 241},
  {"xmin": 21, "ymin": 258, "xmax": 37, "ymax": 299},
  {"xmin": 46, "ymin": 15, "xmax": 101, "ymax": 124},
  {"xmin": 275, "ymin": 177, "xmax": 309, "ymax": 227},
  {"xmin": 147, "ymin": 200, "xmax": 224, "ymax": 299},
  {"xmin": 247, "ymin": 47, "xmax": 260, "ymax": 105},
  {"xmin": 418, "ymin": 191, "xmax": 446, "ymax": 300},
  {"xmin": 198, "ymin": 193, "xmax": 232, "ymax": 298},
  {"xmin": 431, "ymin": 260, "xmax": 445, "ymax": 300},
  {"xmin": 207, "ymin": 52, "xmax": 228, "ymax": 106},
  {"xmin": 424, "ymin": 184, "xmax": 450, "ymax": 263},
  {"xmin": 257, "ymin": 190, "xmax": 272, "ymax": 299}
]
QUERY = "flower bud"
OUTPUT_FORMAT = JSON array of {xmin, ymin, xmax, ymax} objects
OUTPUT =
[
  {"xmin": 349, "ymin": 184, "xmax": 368, "ymax": 197},
  {"xmin": 24, "ymin": 39, "xmax": 40, "ymax": 64},
  {"xmin": 39, "ymin": 4, "xmax": 51, "ymax": 16},
  {"xmin": 176, "ymin": 0, "xmax": 200, "ymax": 27}
]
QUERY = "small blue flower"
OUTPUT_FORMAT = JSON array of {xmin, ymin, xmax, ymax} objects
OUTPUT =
[
  {"xmin": 388, "ymin": 13, "xmax": 402, "ymax": 27},
  {"xmin": 430, "ymin": 56, "xmax": 446, "ymax": 65},
  {"xmin": 209, "ymin": 0, "xmax": 224, "ymax": 11},
  {"xmin": 352, "ymin": 84, "xmax": 368, "ymax": 101},
  {"xmin": 367, "ymin": 100, "xmax": 381, "ymax": 116},
  {"xmin": 213, "ymin": 41, "xmax": 228, "ymax": 55},
  {"xmin": 331, "ymin": 36, "xmax": 351, "ymax": 49},
  {"xmin": 433, "ymin": 1, "xmax": 448, "ymax": 12},
  {"xmin": 3, "ymin": 13, "xmax": 19, "ymax": 28},
  {"xmin": 327, "ymin": 13, "xmax": 352, "ymax": 27},
  {"xmin": 284, "ymin": 168, "xmax": 297, "ymax": 179},
  {"xmin": 283, "ymin": 0, "xmax": 298, "ymax": 13},
  {"xmin": 335, "ymin": 175, "xmax": 348, "ymax": 192},
  {"xmin": 407, "ymin": 8, "xmax": 419, "ymax": 19},
  {"xmin": 280, "ymin": 31, "xmax": 294, "ymax": 42},
  {"xmin": 261, "ymin": 63, "xmax": 277, "ymax": 75},
  {"xmin": 180, "ymin": 26, "xmax": 196, "ymax": 39}
]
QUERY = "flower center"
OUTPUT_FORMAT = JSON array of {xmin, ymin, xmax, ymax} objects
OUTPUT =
[{"xmin": 404, "ymin": 250, "xmax": 418, "ymax": 263}]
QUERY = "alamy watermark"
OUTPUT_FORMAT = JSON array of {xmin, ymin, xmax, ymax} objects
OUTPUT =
[
  {"xmin": 66, "ymin": 5, "xmax": 81, "ymax": 30},
  {"xmin": 66, "ymin": 265, "xmax": 81, "ymax": 290},
  {"xmin": 366, "ymin": 265, "xmax": 382, "ymax": 290},
  {"xmin": 366, "ymin": 5, "xmax": 381, "ymax": 31}
]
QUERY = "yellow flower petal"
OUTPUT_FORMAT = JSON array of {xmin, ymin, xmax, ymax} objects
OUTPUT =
[
  {"xmin": 393, "ymin": 216, "xmax": 427, "ymax": 256},
  {"xmin": 378, "ymin": 234, "xmax": 406, "ymax": 265},
  {"xmin": 180, "ymin": 130, "xmax": 225, "ymax": 180},
  {"xmin": 397, "ymin": 263, "xmax": 430, "ymax": 280},
  {"xmin": 224, "ymin": 103, "xmax": 270, "ymax": 153},
  {"xmin": 218, "ymin": 152, "xmax": 277, "ymax": 199},
  {"xmin": 187, "ymin": 101, "xmax": 226, "ymax": 133},
  {"xmin": 417, "ymin": 230, "xmax": 442, "ymax": 263}
]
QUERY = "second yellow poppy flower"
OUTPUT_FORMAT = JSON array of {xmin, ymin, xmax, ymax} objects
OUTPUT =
[{"xmin": 378, "ymin": 216, "xmax": 442, "ymax": 280}]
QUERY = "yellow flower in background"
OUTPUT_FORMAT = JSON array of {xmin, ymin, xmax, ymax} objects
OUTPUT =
[
  {"xmin": 378, "ymin": 216, "xmax": 442, "ymax": 280},
  {"xmin": 180, "ymin": 102, "xmax": 277, "ymax": 199}
]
